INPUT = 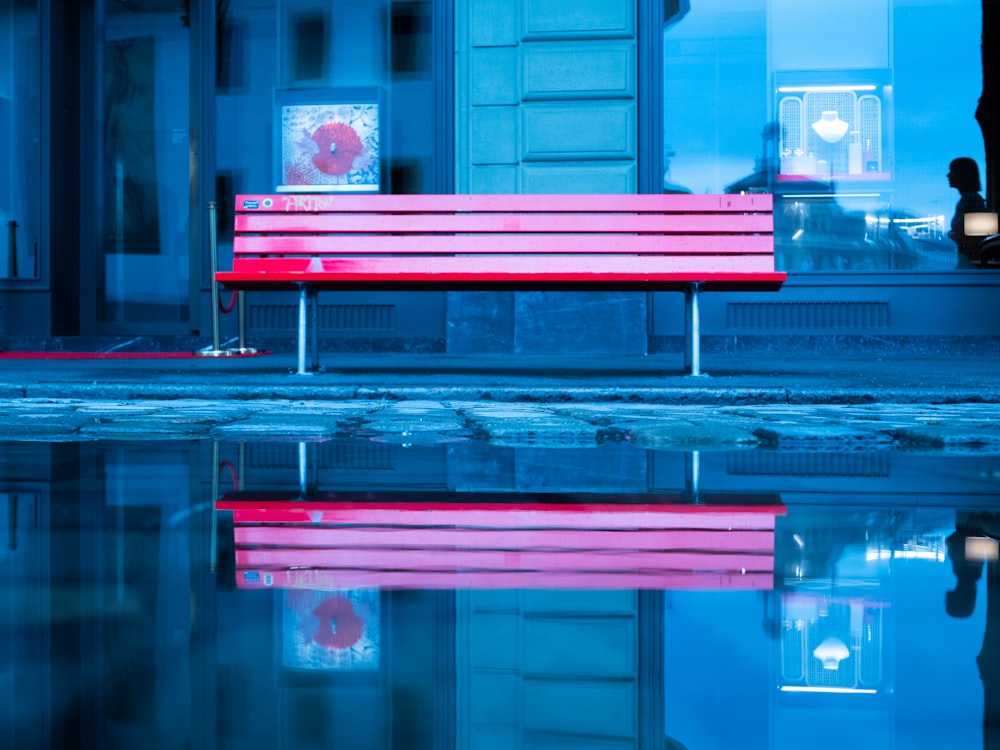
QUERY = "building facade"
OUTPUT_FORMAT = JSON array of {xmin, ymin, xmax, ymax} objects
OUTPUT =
[{"xmin": 1, "ymin": 0, "xmax": 998, "ymax": 353}]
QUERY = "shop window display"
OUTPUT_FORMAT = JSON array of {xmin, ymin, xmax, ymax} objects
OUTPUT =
[{"xmin": 664, "ymin": 0, "xmax": 986, "ymax": 272}]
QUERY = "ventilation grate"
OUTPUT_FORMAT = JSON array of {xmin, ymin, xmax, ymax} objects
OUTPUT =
[
  {"xmin": 726, "ymin": 301, "xmax": 890, "ymax": 331},
  {"xmin": 726, "ymin": 451, "xmax": 891, "ymax": 478},
  {"xmin": 246, "ymin": 442, "xmax": 396, "ymax": 471},
  {"xmin": 250, "ymin": 303, "xmax": 396, "ymax": 331}
]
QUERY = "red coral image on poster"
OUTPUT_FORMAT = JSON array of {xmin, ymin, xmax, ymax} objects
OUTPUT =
[
  {"xmin": 277, "ymin": 94, "xmax": 380, "ymax": 193},
  {"xmin": 283, "ymin": 588, "xmax": 380, "ymax": 671}
]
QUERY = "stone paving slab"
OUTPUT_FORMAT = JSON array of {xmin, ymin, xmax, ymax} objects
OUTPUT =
[
  {"xmin": 357, "ymin": 400, "xmax": 474, "ymax": 445},
  {"xmin": 456, "ymin": 402, "xmax": 604, "ymax": 446},
  {"xmin": 4, "ymin": 397, "xmax": 1000, "ymax": 453}
]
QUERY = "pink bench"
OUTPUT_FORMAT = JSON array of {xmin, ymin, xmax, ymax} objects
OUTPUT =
[
  {"xmin": 218, "ymin": 493, "xmax": 786, "ymax": 591},
  {"xmin": 216, "ymin": 193, "xmax": 784, "ymax": 375}
]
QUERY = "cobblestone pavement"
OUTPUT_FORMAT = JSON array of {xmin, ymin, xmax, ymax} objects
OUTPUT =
[{"xmin": 6, "ymin": 396, "xmax": 1000, "ymax": 453}]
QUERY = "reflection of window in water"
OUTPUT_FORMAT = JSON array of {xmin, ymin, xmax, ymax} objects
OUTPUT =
[
  {"xmin": 1, "ymin": 492, "xmax": 39, "ymax": 560},
  {"xmin": 663, "ymin": 0, "xmax": 985, "ymax": 273},
  {"xmin": 778, "ymin": 596, "xmax": 884, "ymax": 691}
]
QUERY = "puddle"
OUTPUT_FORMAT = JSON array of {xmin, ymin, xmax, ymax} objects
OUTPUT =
[{"xmin": 3, "ymin": 438, "xmax": 999, "ymax": 748}]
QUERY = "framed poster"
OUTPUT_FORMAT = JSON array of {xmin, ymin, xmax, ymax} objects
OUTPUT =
[
  {"xmin": 282, "ymin": 588, "xmax": 381, "ymax": 672},
  {"xmin": 274, "ymin": 87, "xmax": 381, "ymax": 193}
]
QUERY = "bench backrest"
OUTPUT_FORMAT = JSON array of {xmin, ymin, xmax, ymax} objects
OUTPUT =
[
  {"xmin": 220, "ymin": 495, "xmax": 785, "ymax": 590},
  {"xmin": 232, "ymin": 192, "xmax": 775, "ymax": 262}
]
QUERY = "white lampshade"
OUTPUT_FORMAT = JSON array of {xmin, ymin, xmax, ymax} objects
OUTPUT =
[{"xmin": 964, "ymin": 212, "xmax": 999, "ymax": 236}]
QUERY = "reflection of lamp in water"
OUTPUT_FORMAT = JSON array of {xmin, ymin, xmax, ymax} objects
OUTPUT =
[
  {"xmin": 966, "ymin": 535, "xmax": 1000, "ymax": 562},
  {"xmin": 811, "ymin": 111, "xmax": 849, "ymax": 143},
  {"xmin": 813, "ymin": 635, "xmax": 850, "ymax": 670}
]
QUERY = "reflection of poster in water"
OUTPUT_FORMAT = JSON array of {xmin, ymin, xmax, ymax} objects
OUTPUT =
[
  {"xmin": 282, "ymin": 589, "xmax": 380, "ymax": 671},
  {"xmin": 276, "ymin": 91, "xmax": 380, "ymax": 192}
]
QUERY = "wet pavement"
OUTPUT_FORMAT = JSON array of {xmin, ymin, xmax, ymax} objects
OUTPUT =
[
  {"xmin": 1, "ymin": 349, "xmax": 1000, "ymax": 449},
  {"xmin": 6, "ymin": 348, "xmax": 1000, "ymax": 750}
]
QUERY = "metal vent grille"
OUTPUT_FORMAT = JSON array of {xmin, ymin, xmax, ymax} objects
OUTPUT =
[
  {"xmin": 726, "ymin": 301, "xmax": 890, "ymax": 331},
  {"xmin": 246, "ymin": 442, "xmax": 396, "ymax": 471},
  {"xmin": 781, "ymin": 619, "xmax": 806, "ymax": 682},
  {"xmin": 250, "ymin": 303, "xmax": 396, "ymax": 331},
  {"xmin": 779, "ymin": 96, "xmax": 803, "ymax": 154},
  {"xmin": 856, "ymin": 606, "xmax": 883, "ymax": 686},
  {"xmin": 858, "ymin": 94, "xmax": 882, "ymax": 171},
  {"xmin": 726, "ymin": 451, "xmax": 891, "ymax": 478}
]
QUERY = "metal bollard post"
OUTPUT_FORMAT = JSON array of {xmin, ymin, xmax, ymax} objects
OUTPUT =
[
  {"xmin": 210, "ymin": 440, "xmax": 219, "ymax": 573},
  {"xmin": 196, "ymin": 201, "xmax": 257, "ymax": 357},
  {"xmin": 238, "ymin": 291, "xmax": 248, "ymax": 350},
  {"xmin": 208, "ymin": 202, "xmax": 221, "ymax": 351}
]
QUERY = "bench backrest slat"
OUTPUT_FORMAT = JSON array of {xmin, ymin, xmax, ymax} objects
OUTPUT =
[
  {"xmin": 237, "ymin": 192, "xmax": 772, "ymax": 214},
  {"xmin": 233, "ymin": 233, "xmax": 776, "ymax": 256},
  {"xmin": 234, "ymin": 212, "xmax": 774, "ymax": 235}
]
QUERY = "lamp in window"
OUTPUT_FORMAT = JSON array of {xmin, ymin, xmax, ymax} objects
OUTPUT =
[
  {"xmin": 965, "ymin": 535, "xmax": 1000, "ymax": 562},
  {"xmin": 811, "ymin": 111, "xmax": 849, "ymax": 144},
  {"xmin": 964, "ymin": 212, "xmax": 999, "ymax": 237}
]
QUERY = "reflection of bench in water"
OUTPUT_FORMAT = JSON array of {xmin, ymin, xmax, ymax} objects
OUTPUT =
[{"xmin": 217, "ymin": 491, "xmax": 786, "ymax": 591}]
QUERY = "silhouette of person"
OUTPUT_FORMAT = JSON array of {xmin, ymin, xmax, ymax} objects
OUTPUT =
[
  {"xmin": 947, "ymin": 157, "xmax": 988, "ymax": 267},
  {"xmin": 663, "ymin": 144, "xmax": 692, "ymax": 195},
  {"xmin": 945, "ymin": 513, "xmax": 1000, "ymax": 749}
]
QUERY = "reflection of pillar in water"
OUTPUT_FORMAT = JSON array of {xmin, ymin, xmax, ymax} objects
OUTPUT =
[
  {"xmin": 981, "ymin": 557, "xmax": 1000, "ymax": 748},
  {"xmin": 684, "ymin": 450, "xmax": 701, "ymax": 503},
  {"xmin": 6, "ymin": 494, "xmax": 17, "ymax": 552},
  {"xmin": 947, "ymin": 517, "xmax": 1000, "ymax": 749}
]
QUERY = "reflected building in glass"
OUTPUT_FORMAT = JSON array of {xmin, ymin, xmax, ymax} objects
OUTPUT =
[{"xmin": 0, "ymin": 0, "xmax": 997, "ymax": 354}]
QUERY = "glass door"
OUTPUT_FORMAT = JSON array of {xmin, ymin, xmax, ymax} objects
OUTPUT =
[
  {"xmin": 93, "ymin": 0, "xmax": 191, "ymax": 332},
  {"xmin": 0, "ymin": 0, "xmax": 41, "ymax": 285}
]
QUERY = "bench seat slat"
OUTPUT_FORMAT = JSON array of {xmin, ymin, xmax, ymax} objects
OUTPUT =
[
  {"xmin": 218, "ymin": 257, "xmax": 785, "ymax": 291},
  {"xmin": 235, "ymin": 212, "xmax": 775, "ymax": 234},
  {"xmin": 235, "ymin": 546, "xmax": 772, "ymax": 574},
  {"xmin": 233, "ymin": 233, "xmax": 774, "ymax": 256},
  {"xmin": 221, "ymin": 499, "xmax": 785, "ymax": 528},
  {"xmin": 234, "ymin": 568, "xmax": 775, "ymax": 591},
  {"xmin": 234, "ymin": 524, "xmax": 776, "ymax": 552},
  {"xmin": 216, "ymin": 274, "xmax": 785, "ymax": 292},
  {"xmin": 238, "ymin": 192, "xmax": 773, "ymax": 214}
]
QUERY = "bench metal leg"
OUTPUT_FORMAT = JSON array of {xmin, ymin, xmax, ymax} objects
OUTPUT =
[
  {"xmin": 293, "ymin": 286, "xmax": 322, "ymax": 374},
  {"xmin": 309, "ymin": 287, "xmax": 320, "ymax": 372},
  {"xmin": 295, "ymin": 285, "xmax": 309, "ymax": 375},
  {"xmin": 684, "ymin": 449, "xmax": 701, "ymax": 503},
  {"xmin": 684, "ymin": 282, "xmax": 706, "ymax": 377}
]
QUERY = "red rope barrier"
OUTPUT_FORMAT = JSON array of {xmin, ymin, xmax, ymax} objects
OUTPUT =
[
  {"xmin": 219, "ymin": 290, "xmax": 238, "ymax": 314},
  {"xmin": 219, "ymin": 460, "xmax": 240, "ymax": 491}
]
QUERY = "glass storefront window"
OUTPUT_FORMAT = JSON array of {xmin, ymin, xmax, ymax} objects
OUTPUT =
[
  {"xmin": 664, "ymin": 0, "xmax": 986, "ymax": 272},
  {"xmin": 0, "ymin": 0, "xmax": 40, "ymax": 281},
  {"xmin": 98, "ymin": 2, "xmax": 191, "ymax": 325},
  {"xmin": 216, "ymin": 0, "xmax": 437, "ymax": 206}
]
